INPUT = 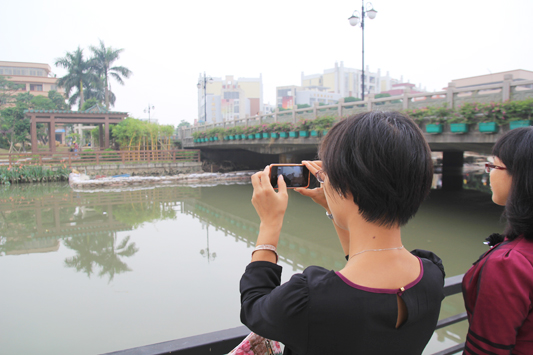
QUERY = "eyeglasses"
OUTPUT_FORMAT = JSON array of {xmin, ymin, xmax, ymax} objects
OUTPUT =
[
  {"xmin": 316, "ymin": 170, "xmax": 326, "ymax": 184},
  {"xmin": 485, "ymin": 163, "xmax": 506, "ymax": 174}
]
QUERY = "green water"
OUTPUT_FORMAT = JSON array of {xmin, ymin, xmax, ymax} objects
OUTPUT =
[{"xmin": 0, "ymin": 175, "xmax": 503, "ymax": 354}]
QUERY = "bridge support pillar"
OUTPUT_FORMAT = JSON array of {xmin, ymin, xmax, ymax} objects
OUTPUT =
[
  {"xmin": 279, "ymin": 154, "xmax": 295, "ymax": 163},
  {"xmin": 442, "ymin": 151, "xmax": 464, "ymax": 191}
]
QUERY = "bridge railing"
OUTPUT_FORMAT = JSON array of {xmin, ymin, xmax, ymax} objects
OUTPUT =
[
  {"xmin": 103, "ymin": 274, "xmax": 467, "ymax": 355},
  {"xmin": 0, "ymin": 149, "xmax": 201, "ymax": 168},
  {"xmin": 180, "ymin": 77, "xmax": 533, "ymax": 140}
]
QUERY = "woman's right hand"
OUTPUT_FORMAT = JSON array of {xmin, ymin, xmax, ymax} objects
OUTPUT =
[{"xmin": 295, "ymin": 160, "xmax": 330, "ymax": 212}]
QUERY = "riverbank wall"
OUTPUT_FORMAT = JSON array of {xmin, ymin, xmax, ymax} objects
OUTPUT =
[
  {"xmin": 69, "ymin": 171, "xmax": 255, "ymax": 189},
  {"xmin": 70, "ymin": 161, "xmax": 203, "ymax": 176}
]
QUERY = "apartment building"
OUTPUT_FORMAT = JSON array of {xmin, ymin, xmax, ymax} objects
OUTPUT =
[
  {"xmin": 0, "ymin": 61, "xmax": 63, "ymax": 96},
  {"xmin": 300, "ymin": 61, "xmax": 425, "ymax": 101},
  {"xmin": 198, "ymin": 74, "xmax": 263, "ymax": 123},
  {"xmin": 451, "ymin": 69, "xmax": 533, "ymax": 89}
]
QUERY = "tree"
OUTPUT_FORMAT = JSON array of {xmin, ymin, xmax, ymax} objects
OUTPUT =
[
  {"xmin": 0, "ymin": 75, "xmax": 25, "ymax": 108},
  {"xmin": 90, "ymin": 39, "xmax": 132, "ymax": 109},
  {"xmin": 55, "ymin": 47, "xmax": 98, "ymax": 110},
  {"xmin": 47, "ymin": 90, "xmax": 68, "ymax": 110}
]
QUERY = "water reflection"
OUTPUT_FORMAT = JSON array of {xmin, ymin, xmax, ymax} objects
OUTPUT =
[{"xmin": 64, "ymin": 232, "xmax": 138, "ymax": 282}]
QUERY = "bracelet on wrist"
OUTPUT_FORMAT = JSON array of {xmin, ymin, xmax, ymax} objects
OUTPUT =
[{"xmin": 252, "ymin": 244, "xmax": 278, "ymax": 263}]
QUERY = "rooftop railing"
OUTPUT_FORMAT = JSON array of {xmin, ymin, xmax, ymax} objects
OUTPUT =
[{"xmin": 104, "ymin": 274, "xmax": 466, "ymax": 355}]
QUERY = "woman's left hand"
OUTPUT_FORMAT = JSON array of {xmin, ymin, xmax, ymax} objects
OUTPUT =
[{"xmin": 251, "ymin": 166, "xmax": 288, "ymax": 229}]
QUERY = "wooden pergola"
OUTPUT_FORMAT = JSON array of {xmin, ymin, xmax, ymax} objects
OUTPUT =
[{"xmin": 25, "ymin": 105, "xmax": 128, "ymax": 153}]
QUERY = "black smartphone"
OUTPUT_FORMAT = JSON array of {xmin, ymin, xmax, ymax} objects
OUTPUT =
[{"xmin": 269, "ymin": 164, "xmax": 310, "ymax": 189}]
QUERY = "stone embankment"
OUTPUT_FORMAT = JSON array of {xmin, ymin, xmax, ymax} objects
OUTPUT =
[{"xmin": 69, "ymin": 171, "xmax": 256, "ymax": 189}]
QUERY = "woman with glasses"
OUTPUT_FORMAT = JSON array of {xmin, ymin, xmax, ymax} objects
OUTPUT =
[
  {"xmin": 240, "ymin": 111, "xmax": 445, "ymax": 354},
  {"xmin": 462, "ymin": 127, "xmax": 533, "ymax": 354}
]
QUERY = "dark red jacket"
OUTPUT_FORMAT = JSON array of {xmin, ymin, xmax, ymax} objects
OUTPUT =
[{"xmin": 462, "ymin": 236, "xmax": 533, "ymax": 354}]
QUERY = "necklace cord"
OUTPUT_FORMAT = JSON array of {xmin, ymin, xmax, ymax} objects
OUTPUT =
[{"xmin": 349, "ymin": 245, "xmax": 404, "ymax": 259}]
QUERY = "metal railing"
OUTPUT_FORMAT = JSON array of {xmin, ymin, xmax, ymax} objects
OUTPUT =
[
  {"xmin": 104, "ymin": 274, "xmax": 466, "ymax": 355},
  {"xmin": 0, "ymin": 149, "xmax": 201, "ymax": 168}
]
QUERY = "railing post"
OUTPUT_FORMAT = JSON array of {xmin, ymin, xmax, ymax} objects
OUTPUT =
[
  {"xmin": 446, "ymin": 82, "xmax": 456, "ymax": 109},
  {"xmin": 96, "ymin": 151, "xmax": 99, "ymax": 165},
  {"xmin": 368, "ymin": 93, "xmax": 375, "ymax": 111},
  {"xmin": 67, "ymin": 153, "xmax": 70, "ymax": 168},
  {"xmin": 313, "ymin": 102, "xmax": 318, "ymax": 119},
  {"xmin": 292, "ymin": 106, "xmax": 296, "ymax": 124},
  {"xmin": 503, "ymin": 74, "xmax": 513, "ymax": 101},
  {"xmin": 402, "ymin": 87, "xmax": 411, "ymax": 110},
  {"xmin": 274, "ymin": 108, "xmax": 278, "ymax": 123},
  {"xmin": 338, "ymin": 97, "xmax": 344, "ymax": 117}
]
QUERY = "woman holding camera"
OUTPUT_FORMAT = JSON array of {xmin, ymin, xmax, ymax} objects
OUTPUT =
[
  {"xmin": 462, "ymin": 127, "xmax": 533, "ymax": 354},
  {"xmin": 240, "ymin": 111, "xmax": 445, "ymax": 354}
]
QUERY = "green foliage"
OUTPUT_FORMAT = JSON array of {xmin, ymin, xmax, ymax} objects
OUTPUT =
[
  {"xmin": 295, "ymin": 119, "xmax": 312, "ymax": 131},
  {"xmin": 0, "ymin": 75, "xmax": 25, "ymax": 108},
  {"xmin": 55, "ymin": 47, "xmax": 99, "ymax": 110},
  {"xmin": 244, "ymin": 125, "xmax": 260, "ymax": 134},
  {"xmin": 90, "ymin": 39, "xmax": 132, "ymax": 109},
  {"xmin": 48, "ymin": 90, "xmax": 68, "ymax": 110},
  {"xmin": 0, "ymin": 163, "xmax": 70, "ymax": 185},
  {"xmin": 297, "ymin": 104, "xmax": 311, "ymax": 109},
  {"xmin": 310, "ymin": 116, "xmax": 336, "ymax": 130},
  {"xmin": 206, "ymin": 127, "xmax": 224, "ymax": 138},
  {"xmin": 233, "ymin": 126, "xmax": 244, "ymax": 135},
  {"xmin": 177, "ymin": 120, "xmax": 191, "ymax": 129},
  {"xmin": 81, "ymin": 98, "xmax": 98, "ymax": 111},
  {"xmin": 343, "ymin": 96, "xmax": 362, "ymax": 103}
]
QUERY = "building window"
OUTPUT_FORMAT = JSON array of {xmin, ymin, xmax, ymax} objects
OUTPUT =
[
  {"xmin": 224, "ymin": 92, "xmax": 239, "ymax": 99},
  {"xmin": 370, "ymin": 76, "xmax": 375, "ymax": 83},
  {"xmin": 30, "ymin": 84, "xmax": 43, "ymax": 91},
  {"xmin": 50, "ymin": 85, "xmax": 57, "ymax": 91}
]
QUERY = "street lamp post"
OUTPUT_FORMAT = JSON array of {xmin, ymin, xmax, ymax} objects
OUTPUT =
[
  {"xmin": 144, "ymin": 104, "xmax": 155, "ymax": 123},
  {"xmin": 197, "ymin": 72, "xmax": 213, "ymax": 123},
  {"xmin": 348, "ymin": 2, "xmax": 377, "ymax": 101}
]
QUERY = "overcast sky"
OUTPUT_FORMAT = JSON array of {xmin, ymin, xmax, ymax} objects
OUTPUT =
[{"xmin": 1, "ymin": 0, "xmax": 532, "ymax": 126}]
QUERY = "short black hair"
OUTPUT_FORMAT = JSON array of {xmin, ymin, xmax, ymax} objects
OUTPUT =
[
  {"xmin": 493, "ymin": 127, "xmax": 533, "ymax": 240},
  {"xmin": 319, "ymin": 111, "xmax": 433, "ymax": 227}
]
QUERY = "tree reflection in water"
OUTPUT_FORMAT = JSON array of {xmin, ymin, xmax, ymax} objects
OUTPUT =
[{"xmin": 64, "ymin": 232, "xmax": 139, "ymax": 282}]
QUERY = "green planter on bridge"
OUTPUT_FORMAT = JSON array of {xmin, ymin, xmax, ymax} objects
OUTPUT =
[
  {"xmin": 450, "ymin": 123, "xmax": 468, "ymax": 134},
  {"xmin": 280, "ymin": 132, "xmax": 289, "ymax": 138},
  {"xmin": 213, "ymin": 137, "xmax": 219, "ymax": 141},
  {"xmin": 299, "ymin": 130, "xmax": 309, "ymax": 137},
  {"xmin": 479, "ymin": 122, "xmax": 498, "ymax": 133},
  {"xmin": 289, "ymin": 131, "xmax": 299, "ymax": 138},
  {"xmin": 425, "ymin": 124, "xmax": 443, "ymax": 134},
  {"xmin": 510, "ymin": 120, "xmax": 531, "ymax": 129},
  {"xmin": 255, "ymin": 133, "xmax": 262, "ymax": 139},
  {"xmin": 310, "ymin": 130, "xmax": 319, "ymax": 137},
  {"xmin": 262, "ymin": 133, "xmax": 269, "ymax": 138},
  {"xmin": 229, "ymin": 135, "xmax": 235, "ymax": 140},
  {"xmin": 271, "ymin": 133, "xmax": 279, "ymax": 139},
  {"xmin": 248, "ymin": 134, "xmax": 255, "ymax": 139},
  {"xmin": 243, "ymin": 135, "xmax": 248, "ymax": 140}
]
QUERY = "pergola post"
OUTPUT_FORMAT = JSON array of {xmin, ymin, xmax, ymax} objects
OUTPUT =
[
  {"xmin": 48, "ymin": 115, "xmax": 56, "ymax": 153},
  {"xmin": 104, "ymin": 116, "xmax": 110, "ymax": 149},
  {"xmin": 31, "ymin": 114, "xmax": 38, "ymax": 153},
  {"xmin": 99, "ymin": 124, "xmax": 104, "ymax": 149}
]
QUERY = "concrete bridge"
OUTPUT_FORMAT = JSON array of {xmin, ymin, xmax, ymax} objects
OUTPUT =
[{"xmin": 180, "ymin": 77, "xmax": 533, "ymax": 189}]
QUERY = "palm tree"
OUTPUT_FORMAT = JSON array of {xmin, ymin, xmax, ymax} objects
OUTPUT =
[
  {"xmin": 90, "ymin": 40, "xmax": 132, "ymax": 109},
  {"xmin": 55, "ymin": 47, "xmax": 98, "ymax": 110}
]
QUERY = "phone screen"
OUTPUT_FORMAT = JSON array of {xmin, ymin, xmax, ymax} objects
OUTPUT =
[{"xmin": 270, "ymin": 164, "xmax": 310, "ymax": 188}]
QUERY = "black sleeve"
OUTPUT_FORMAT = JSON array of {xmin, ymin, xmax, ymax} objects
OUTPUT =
[
  {"xmin": 240, "ymin": 261, "xmax": 309, "ymax": 353},
  {"xmin": 411, "ymin": 249, "xmax": 445, "ymax": 278}
]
